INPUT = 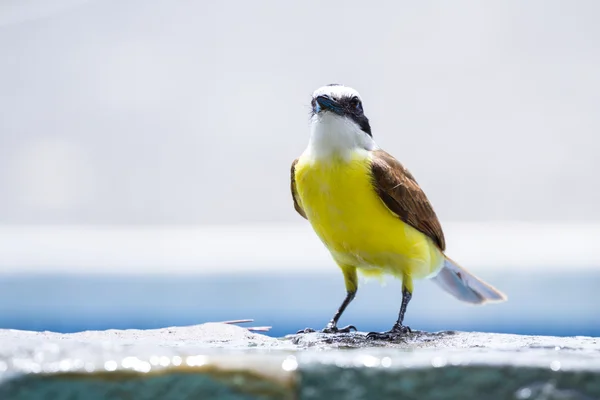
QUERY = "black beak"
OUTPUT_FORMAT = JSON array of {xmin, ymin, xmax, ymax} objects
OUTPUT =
[{"xmin": 315, "ymin": 95, "xmax": 343, "ymax": 115}]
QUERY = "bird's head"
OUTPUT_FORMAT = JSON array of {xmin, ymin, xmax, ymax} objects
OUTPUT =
[
  {"xmin": 310, "ymin": 84, "xmax": 371, "ymax": 137},
  {"xmin": 307, "ymin": 84, "xmax": 376, "ymax": 158}
]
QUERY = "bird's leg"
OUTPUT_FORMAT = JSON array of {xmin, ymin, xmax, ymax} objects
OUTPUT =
[
  {"xmin": 367, "ymin": 276, "xmax": 413, "ymax": 340},
  {"xmin": 322, "ymin": 289, "xmax": 357, "ymax": 333},
  {"xmin": 297, "ymin": 265, "xmax": 358, "ymax": 334}
]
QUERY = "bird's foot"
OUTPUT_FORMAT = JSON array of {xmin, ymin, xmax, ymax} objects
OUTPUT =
[
  {"xmin": 366, "ymin": 323, "xmax": 412, "ymax": 341},
  {"xmin": 296, "ymin": 324, "xmax": 357, "ymax": 334}
]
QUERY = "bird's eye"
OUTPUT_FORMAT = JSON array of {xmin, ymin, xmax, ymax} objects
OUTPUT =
[{"xmin": 350, "ymin": 96, "xmax": 362, "ymax": 112}]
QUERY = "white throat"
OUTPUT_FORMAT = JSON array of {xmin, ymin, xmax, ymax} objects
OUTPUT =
[{"xmin": 305, "ymin": 112, "xmax": 378, "ymax": 161}]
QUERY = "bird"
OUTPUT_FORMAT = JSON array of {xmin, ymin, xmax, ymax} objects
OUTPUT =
[{"xmin": 290, "ymin": 84, "xmax": 506, "ymax": 340}]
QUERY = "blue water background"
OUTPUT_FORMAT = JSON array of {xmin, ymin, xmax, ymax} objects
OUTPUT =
[{"xmin": 1, "ymin": 270, "xmax": 598, "ymax": 337}]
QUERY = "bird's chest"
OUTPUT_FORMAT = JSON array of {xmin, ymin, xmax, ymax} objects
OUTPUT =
[{"xmin": 294, "ymin": 154, "xmax": 388, "ymax": 248}]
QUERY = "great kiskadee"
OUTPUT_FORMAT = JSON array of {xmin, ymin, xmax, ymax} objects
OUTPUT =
[{"xmin": 291, "ymin": 84, "xmax": 506, "ymax": 340}]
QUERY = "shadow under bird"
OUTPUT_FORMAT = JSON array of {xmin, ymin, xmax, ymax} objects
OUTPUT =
[{"xmin": 290, "ymin": 84, "xmax": 506, "ymax": 340}]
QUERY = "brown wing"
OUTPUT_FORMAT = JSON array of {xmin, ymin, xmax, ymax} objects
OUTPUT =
[
  {"xmin": 370, "ymin": 149, "xmax": 446, "ymax": 250},
  {"xmin": 290, "ymin": 158, "xmax": 307, "ymax": 219}
]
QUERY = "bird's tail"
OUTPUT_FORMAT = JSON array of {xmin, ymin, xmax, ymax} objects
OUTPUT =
[{"xmin": 431, "ymin": 256, "xmax": 507, "ymax": 304}]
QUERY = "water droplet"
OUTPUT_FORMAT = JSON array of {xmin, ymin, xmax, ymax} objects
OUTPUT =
[
  {"xmin": 43, "ymin": 362, "xmax": 58, "ymax": 373},
  {"xmin": 172, "ymin": 356, "xmax": 182, "ymax": 366},
  {"xmin": 431, "ymin": 357, "xmax": 446, "ymax": 368},
  {"xmin": 281, "ymin": 356, "xmax": 298, "ymax": 372},
  {"xmin": 185, "ymin": 355, "xmax": 207, "ymax": 367},
  {"xmin": 361, "ymin": 355, "xmax": 380, "ymax": 368},
  {"xmin": 515, "ymin": 387, "xmax": 532, "ymax": 399},
  {"xmin": 121, "ymin": 357, "xmax": 137, "ymax": 369},
  {"xmin": 381, "ymin": 357, "xmax": 392, "ymax": 368},
  {"xmin": 135, "ymin": 361, "xmax": 151, "ymax": 373},
  {"xmin": 59, "ymin": 359, "xmax": 72, "ymax": 371},
  {"xmin": 104, "ymin": 360, "xmax": 117, "ymax": 371},
  {"xmin": 159, "ymin": 356, "xmax": 170, "ymax": 367},
  {"xmin": 550, "ymin": 360, "xmax": 561, "ymax": 371}
]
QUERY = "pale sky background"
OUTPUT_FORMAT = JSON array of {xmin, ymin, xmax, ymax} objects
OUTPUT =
[{"xmin": 1, "ymin": 0, "xmax": 599, "ymax": 225}]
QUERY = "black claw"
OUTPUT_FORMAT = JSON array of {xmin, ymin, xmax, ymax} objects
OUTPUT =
[
  {"xmin": 366, "ymin": 331, "xmax": 390, "ymax": 340},
  {"xmin": 323, "ymin": 324, "xmax": 357, "ymax": 334},
  {"xmin": 296, "ymin": 328, "xmax": 316, "ymax": 334},
  {"xmin": 296, "ymin": 325, "xmax": 358, "ymax": 334},
  {"xmin": 338, "ymin": 325, "xmax": 357, "ymax": 333},
  {"xmin": 366, "ymin": 324, "xmax": 412, "ymax": 341}
]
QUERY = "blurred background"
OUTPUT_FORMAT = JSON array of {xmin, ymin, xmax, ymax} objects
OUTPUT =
[{"xmin": 0, "ymin": 0, "xmax": 598, "ymax": 337}]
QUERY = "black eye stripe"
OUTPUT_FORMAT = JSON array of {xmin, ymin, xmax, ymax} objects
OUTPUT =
[
  {"xmin": 340, "ymin": 97, "xmax": 371, "ymax": 137},
  {"xmin": 336, "ymin": 97, "xmax": 363, "ymax": 113},
  {"xmin": 310, "ymin": 94, "xmax": 372, "ymax": 137}
]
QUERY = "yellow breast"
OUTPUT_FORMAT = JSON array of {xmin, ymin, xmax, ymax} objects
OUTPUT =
[{"xmin": 294, "ymin": 151, "xmax": 443, "ymax": 279}]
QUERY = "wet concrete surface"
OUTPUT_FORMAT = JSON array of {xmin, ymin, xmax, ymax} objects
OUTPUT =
[{"xmin": 1, "ymin": 323, "xmax": 599, "ymax": 399}]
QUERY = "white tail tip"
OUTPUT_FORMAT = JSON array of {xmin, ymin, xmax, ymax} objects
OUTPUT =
[{"xmin": 431, "ymin": 257, "xmax": 507, "ymax": 304}]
